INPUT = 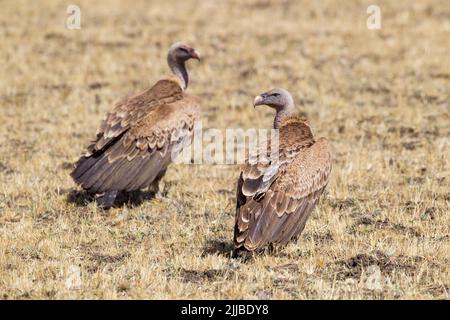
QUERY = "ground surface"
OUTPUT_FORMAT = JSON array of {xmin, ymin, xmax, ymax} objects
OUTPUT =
[{"xmin": 0, "ymin": 0, "xmax": 449, "ymax": 299}]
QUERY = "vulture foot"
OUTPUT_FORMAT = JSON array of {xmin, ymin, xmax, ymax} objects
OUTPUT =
[{"xmin": 96, "ymin": 190, "xmax": 118, "ymax": 209}]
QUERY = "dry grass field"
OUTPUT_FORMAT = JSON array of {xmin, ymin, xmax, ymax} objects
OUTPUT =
[{"xmin": 0, "ymin": 0, "xmax": 449, "ymax": 299}]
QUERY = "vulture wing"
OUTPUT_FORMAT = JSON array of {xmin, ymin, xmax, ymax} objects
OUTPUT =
[
  {"xmin": 90, "ymin": 76, "xmax": 184, "ymax": 154},
  {"xmin": 71, "ymin": 76, "xmax": 200, "ymax": 193},
  {"xmin": 234, "ymin": 118, "xmax": 332, "ymax": 252}
]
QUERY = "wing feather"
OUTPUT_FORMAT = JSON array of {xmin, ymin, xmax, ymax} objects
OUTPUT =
[
  {"xmin": 71, "ymin": 77, "xmax": 200, "ymax": 193},
  {"xmin": 234, "ymin": 120, "xmax": 332, "ymax": 252}
]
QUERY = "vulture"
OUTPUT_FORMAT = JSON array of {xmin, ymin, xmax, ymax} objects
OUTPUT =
[
  {"xmin": 233, "ymin": 88, "xmax": 332, "ymax": 255},
  {"xmin": 71, "ymin": 42, "xmax": 201, "ymax": 208}
]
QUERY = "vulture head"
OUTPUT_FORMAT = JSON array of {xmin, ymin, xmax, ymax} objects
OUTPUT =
[
  {"xmin": 253, "ymin": 88, "xmax": 294, "ymax": 110},
  {"xmin": 253, "ymin": 88, "xmax": 295, "ymax": 129},
  {"xmin": 168, "ymin": 42, "xmax": 200, "ymax": 63},
  {"xmin": 167, "ymin": 42, "xmax": 200, "ymax": 90}
]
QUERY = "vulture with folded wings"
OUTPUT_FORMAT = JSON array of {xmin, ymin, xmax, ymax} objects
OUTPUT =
[
  {"xmin": 71, "ymin": 42, "xmax": 201, "ymax": 208},
  {"xmin": 233, "ymin": 88, "xmax": 332, "ymax": 254}
]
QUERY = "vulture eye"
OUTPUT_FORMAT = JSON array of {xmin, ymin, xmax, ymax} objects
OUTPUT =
[
  {"xmin": 271, "ymin": 93, "xmax": 280, "ymax": 97},
  {"xmin": 179, "ymin": 48, "xmax": 189, "ymax": 53}
]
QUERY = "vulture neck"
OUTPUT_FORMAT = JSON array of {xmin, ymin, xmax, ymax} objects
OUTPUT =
[
  {"xmin": 168, "ymin": 57, "xmax": 188, "ymax": 90},
  {"xmin": 274, "ymin": 105, "xmax": 294, "ymax": 129}
]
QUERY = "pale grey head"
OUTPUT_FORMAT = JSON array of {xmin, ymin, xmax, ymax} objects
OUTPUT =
[
  {"xmin": 253, "ymin": 88, "xmax": 294, "ymax": 110},
  {"xmin": 167, "ymin": 42, "xmax": 200, "ymax": 90},
  {"xmin": 253, "ymin": 88, "xmax": 295, "ymax": 129},
  {"xmin": 167, "ymin": 42, "xmax": 200, "ymax": 63}
]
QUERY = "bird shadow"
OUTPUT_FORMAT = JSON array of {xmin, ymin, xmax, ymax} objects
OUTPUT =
[
  {"xmin": 65, "ymin": 189, "xmax": 94, "ymax": 207},
  {"xmin": 201, "ymin": 240, "xmax": 235, "ymax": 258},
  {"xmin": 201, "ymin": 240, "xmax": 265, "ymax": 263},
  {"xmin": 115, "ymin": 190, "xmax": 156, "ymax": 207},
  {"xmin": 65, "ymin": 189, "xmax": 156, "ymax": 208}
]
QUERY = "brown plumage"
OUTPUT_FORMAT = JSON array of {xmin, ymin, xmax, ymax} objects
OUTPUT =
[
  {"xmin": 234, "ymin": 88, "xmax": 332, "ymax": 254},
  {"xmin": 71, "ymin": 42, "xmax": 201, "ymax": 207}
]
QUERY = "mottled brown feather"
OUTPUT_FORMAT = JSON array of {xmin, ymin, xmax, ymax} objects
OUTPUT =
[
  {"xmin": 234, "ymin": 116, "xmax": 332, "ymax": 252},
  {"xmin": 71, "ymin": 75, "xmax": 200, "ymax": 194}
]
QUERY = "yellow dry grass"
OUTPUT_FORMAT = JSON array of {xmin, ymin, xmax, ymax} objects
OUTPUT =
[{"xmin": 0, "ymin": 0, "xmax": 449, "ymax": 299}]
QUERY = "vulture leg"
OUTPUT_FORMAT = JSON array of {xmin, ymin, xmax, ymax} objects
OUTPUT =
[
  {"xmin": 149, "ymin": 169, "xmax": 167, "ymax": 200},
  {"xmin": 96, "ymin": 190, "xmax": 118, "ymax": 209},
  {"xmin": 151, "ymin": 181, "xmax": 164, "ymax": 200}
]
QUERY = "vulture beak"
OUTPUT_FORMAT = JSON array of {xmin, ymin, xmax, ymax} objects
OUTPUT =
[
  {"xmin": 253, "ymin": 95, "xmax": 264, "ymax": 108},
  {"xmin": 190, "ymin": 50, "xmax": 201, "ymax": 61}
]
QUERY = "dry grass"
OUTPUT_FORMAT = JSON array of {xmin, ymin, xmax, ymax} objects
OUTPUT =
[{"xmin": 0, "ymin": 0, "xmax": 449, "ymax": 299}]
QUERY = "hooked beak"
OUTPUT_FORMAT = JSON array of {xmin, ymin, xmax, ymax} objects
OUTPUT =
[
  {"xmin": 190, "ymin": 50, "xmax": 201, "ymax": 61},
  {"xmin": 253, "ymin": 95, "xmax": 264, "ymax": 108}
]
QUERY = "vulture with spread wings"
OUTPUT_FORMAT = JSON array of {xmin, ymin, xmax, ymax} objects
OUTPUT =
[
  {"xmin": 71, "ymin": 42, "xmax": 201, "ymax": 208},
  {"xmin": 234, "ymin": 88, "xmax": 332, "ymax": 254}
]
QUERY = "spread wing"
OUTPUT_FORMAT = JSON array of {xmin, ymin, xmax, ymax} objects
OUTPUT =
[
  {"xmin": 234, "ymin": 137, "xmax": 332, "ymax": 252},
  {"xmin": 71, "ymin": 77, "xmax": 200, "ymax": 193}
]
